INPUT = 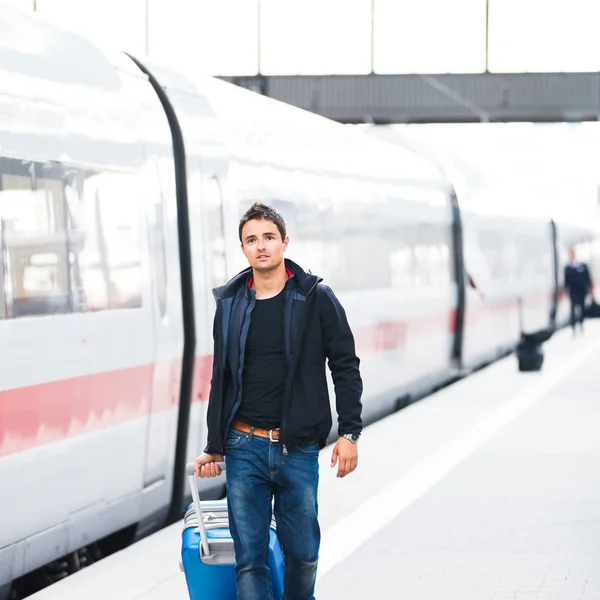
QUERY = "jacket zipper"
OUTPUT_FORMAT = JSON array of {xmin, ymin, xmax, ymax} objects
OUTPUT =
[
  {"xmin": 281, "ymin": 296, "xmax": 290, "ymax": 456},
  {"xmin": 280, "ymin": 280, "xmax": 320, "ymax": 450}
]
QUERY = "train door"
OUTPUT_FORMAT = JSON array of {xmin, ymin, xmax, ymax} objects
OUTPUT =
[
  {"xmin": 142, "ymin": 159, "xmax": 182, "ymax": 492},
  {"xmin": 549, "ymin": 220, "xmax": 559, "ymax": 329},
  {"xmin": 195, "ymin": 174, "xmax": 227, "ymax": 461},
  {"xmin": 449, "ymin": 190, "xmax": 465, "ymax": 369}
]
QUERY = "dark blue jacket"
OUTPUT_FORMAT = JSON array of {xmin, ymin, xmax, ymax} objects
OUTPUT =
[
  {"xmin": 564, "ymin": 262, "xmax": 592, "ymax": 297},
  {"xmin": 204, "ymin": 259, "xmax": 363, "ymax": 455}
]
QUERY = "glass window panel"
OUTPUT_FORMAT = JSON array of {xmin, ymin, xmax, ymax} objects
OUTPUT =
[
  {"xmin": 260, "ymin": 0, "xmax": 372, "ymax": 75},
  {"xmin": 203, "ymin": 177, "xmax": 227, "ymax": 288},
  {"xmin": 0, "ymin": 160, "xmax": 71, "ymax": 318},
  {"xmin": 63, "ymin": 171, "xmax": 86, "ymax": 312},
  {"xmin": 73, "ymin": 171, "xmax": 142, "ymax": 311},
  {"xmin": 68, "ymin": 172, "xmax": 106, "ymax": 311},
  {"xmin": 149, "ymin": 177, "xmax": 168, "ymax": 318},
  {"xmin": 36, "ymin": 0, "xmax": 146, "ymax": 56},
  {"xmin": 374, "ymin": 0, "xmax": 487, "ymax": 74},
  {"xmin": 148, "ymin": 0, "xmax": 259, "ymax": 75},
  {"xmin": 96, "ymin": 173, "xmax": 142, "ymax": 310},
  {"xmin": 488, "ymin": 0, "xmax": 600, "ymax": 72}
]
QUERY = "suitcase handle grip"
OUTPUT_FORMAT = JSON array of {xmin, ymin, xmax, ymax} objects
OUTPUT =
[
  {"xmin": 185, "ymin": 462, "xmax": 226, "ymax": 476},
  {"xmin": 186, "ymin": 461, "xmax": 226, "ymax": 558}
]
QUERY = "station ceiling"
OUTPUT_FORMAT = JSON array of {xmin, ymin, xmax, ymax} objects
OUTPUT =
[{"xmin": 220, "ymin": 72, "xmax": 600, "ymax": 124}]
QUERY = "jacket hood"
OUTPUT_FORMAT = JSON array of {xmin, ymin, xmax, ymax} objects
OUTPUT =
[{"xmin": 212, "ymin": 259, "xmax": 322, "ymax": 301}]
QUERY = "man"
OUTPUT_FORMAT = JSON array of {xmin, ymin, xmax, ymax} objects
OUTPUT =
[
  {"xmin": 564, "ymin": 248, "xmax": 593, "ymax": 334},
  {"xmin": 194, "ymin": 202, "xmax": 363, "ymax": 600}
]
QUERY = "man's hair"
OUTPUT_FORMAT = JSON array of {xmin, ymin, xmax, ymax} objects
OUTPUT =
[{"xmin": 238, "ymin": 202, "xmax": 287, "ymax": 243}]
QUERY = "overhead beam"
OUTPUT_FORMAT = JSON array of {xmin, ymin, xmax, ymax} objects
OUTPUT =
[{"xmin": 221, "ymin": 72, "xmax": 600, "ymax": 124}]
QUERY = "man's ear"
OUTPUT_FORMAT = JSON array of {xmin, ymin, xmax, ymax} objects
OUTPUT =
[{"xmin": 283, "ymin": 236, "xmax": 289, "ymax": 252}]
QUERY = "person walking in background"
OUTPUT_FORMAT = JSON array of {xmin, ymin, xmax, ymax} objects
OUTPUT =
[
  {"xmin": 194, "ymin": 202, "xmax": 363, "ymax": 600},
  {"xmin": 564, "ymin": 248, "xmax": 593, "ymax": 335}
]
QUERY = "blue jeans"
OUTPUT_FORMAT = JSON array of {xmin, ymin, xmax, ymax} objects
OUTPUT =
[{"xmin": 224, "ymin": 427, "xmax": 320, "ymax": 600}]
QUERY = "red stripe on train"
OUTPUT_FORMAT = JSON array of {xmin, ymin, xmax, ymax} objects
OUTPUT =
[
  {"xmin": 0, "ymin": 310, "xmax": 432, "ymax": 457},
  {"xmin": 0, "ymin": 356, "xmax": 214, "ymax": 459},
  {"xmin": 0, "ymin": 292, "xmax": 553, "ymax": 458},
  {"xmin": 0, "ymin": 365, "xmax": 155, "ymax": 458}
]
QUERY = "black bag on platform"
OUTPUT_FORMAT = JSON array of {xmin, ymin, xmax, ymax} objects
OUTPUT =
[
  {"xmin": 517, "ymin": 340, "xmax": 544, "ymax": 372},
  {"xmin": 515, "ymin": 300, "xmax": 548, "ymax": 372},
  {"xmin": 584, "ymin": 300, "xmax": 600, "ymax": 319}
]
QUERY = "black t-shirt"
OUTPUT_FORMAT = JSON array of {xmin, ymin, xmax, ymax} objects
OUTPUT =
[{"xmin": 235, "ymin": 289, "xmax": 286, "ymax": 429}]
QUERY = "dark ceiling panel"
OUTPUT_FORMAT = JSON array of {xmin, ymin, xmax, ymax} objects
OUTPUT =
[{"xmin": 220, "ymin": 73, "xmax": 600, "ymax": 123}]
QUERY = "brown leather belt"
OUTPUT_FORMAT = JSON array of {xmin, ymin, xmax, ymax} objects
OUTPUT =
[{"xmin": 231, "ymin": 420, "xmax": 280, "ymax": 441}]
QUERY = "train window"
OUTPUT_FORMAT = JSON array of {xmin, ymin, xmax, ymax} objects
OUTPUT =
[
  {"xmin": 63, "ymin": 172, "xmax": 86, "ymax": 311},
  {"xmin": 149, "ymin": 178, "xmax": 167, "ymax": 318},
  {"xmin": 74, "ymin": 171, "xmax": 142, "ymax": 311},
  {"xmin": 390, "ymin": 247, "xmax": 413, "ymax": 288},
  {"xmin": 0, "ymin": 219, "xmax": 6, "ymax": 319},
  {"xmin": 0, "ymin": 159, "xmax": 71, "ymax": 318},
  {"xmin": 204, "ymin": 177, "xmax": 227, "ymax": 288}
]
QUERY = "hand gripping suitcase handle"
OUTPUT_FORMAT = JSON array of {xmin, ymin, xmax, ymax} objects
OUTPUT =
[{"xmin": 186, "ymin": 462, "xmax": 226, "ymax": 558}]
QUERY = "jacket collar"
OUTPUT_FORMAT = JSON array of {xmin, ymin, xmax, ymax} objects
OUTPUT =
[
  {"xmin": 247, "ymin": 267, "xmax": 294, "ymax": 289},
  {"xmin": 213, "ymin": 259, "xmax": 321, "ymax": 301}
]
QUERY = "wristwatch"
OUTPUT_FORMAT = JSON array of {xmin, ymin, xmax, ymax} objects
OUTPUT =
[{"xmin": 340, "ymin": 433, "xmax": 360, "ymax": 444}]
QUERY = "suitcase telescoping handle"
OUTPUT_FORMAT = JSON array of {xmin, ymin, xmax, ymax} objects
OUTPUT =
[{"xmin": 185, "ymin": 461, "xmax": 226, "ymax": 558}]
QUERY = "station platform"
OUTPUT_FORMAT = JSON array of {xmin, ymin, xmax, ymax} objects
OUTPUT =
[{"xmin": 30, "ymin": 321, "xmax": 600, "ymax": 600}]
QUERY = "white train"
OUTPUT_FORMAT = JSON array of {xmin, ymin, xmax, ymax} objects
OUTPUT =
[{"xmin": 1, "ymin": 7, "xmax": 599, "ymax": 599}]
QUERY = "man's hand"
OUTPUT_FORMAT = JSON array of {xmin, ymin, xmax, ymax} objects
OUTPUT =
[
  {"xmin": 194, "ymin": 452, "xmax": 225, "ymax": 478},
  {"xmin": 331, "ymin": 437, "xmax": 358, "ymax": 478}
]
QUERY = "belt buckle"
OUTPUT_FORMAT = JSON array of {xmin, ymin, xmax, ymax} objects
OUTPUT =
[{"xmin": 269, "ymin": 429, "xmax": 279, "ymax": 442}]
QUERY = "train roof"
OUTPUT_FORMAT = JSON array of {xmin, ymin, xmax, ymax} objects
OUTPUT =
[
  {"xmin": 0, "ymin": 5, "xmax": 176, "ymax": 169},
  {"xmin": 368, "ymin": 124, "xmax": 600, "ymax": 230},
  {"xmin": 190, "ymin": 74, "xmax": 451, "ymax": 190},
  {"xmin": 1, "ymin": 5, "xmax": 451, "ymax": 198}
]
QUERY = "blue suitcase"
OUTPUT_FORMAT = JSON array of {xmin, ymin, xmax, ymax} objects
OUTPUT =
[{"xmin": 181, "ymin": 463, "xmax": 285, "ymax": 600}]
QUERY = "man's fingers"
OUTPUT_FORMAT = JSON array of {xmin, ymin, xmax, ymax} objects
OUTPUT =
[
  {"xmin": 337, "ymin": 455, "xmax": 359, "ymax": 478},
  {"xmin": 331, "ymin": 447, "xmax": 338, "ymax": 467},
  {"xmin": 199, "ymin": 462, "xmax": 221, "ymax": 478},
  {"xmin": 338, "ymin": 457, "xmax": 349, "ymax": 478}
]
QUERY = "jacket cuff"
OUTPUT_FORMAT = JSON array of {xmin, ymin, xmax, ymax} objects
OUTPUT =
[{"xmin": 203, "ymin": 443, "xmax": 223, "ymax": 455}]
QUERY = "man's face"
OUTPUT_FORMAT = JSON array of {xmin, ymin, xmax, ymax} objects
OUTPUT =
[
  {"xmin": 241, "ymin": 218, "xmax": 288, "ymax": 273},
  {"xmin": 569, "ymin": 249, "xmax": 576, "ymax": 262}
]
